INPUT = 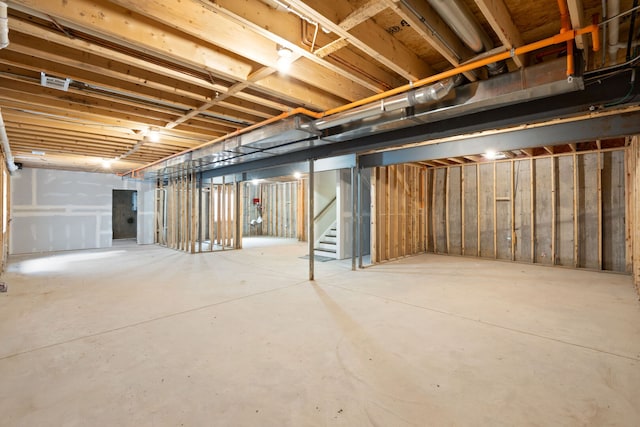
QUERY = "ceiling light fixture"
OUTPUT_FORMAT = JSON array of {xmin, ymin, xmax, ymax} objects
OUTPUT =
[
  {"xmin": 483, "ymin": 150, "xmax": 507, "ymax": 160},
  {"xmin": 101, "ymin": 159, "xmax": 113, "ymax": 169},
  {"xmin": 293, "ymin": 172, "xmax": 302, "ymax": 179},
  {"xmin": 276, "ymin": 45, "xmax": 294, "ymax": 72},
  {"xmin": 31, "ymin": 150, "xmax": 45, "ymax": 156},
  {"xmin": 148, "ymin": 129, "xmax": 160, "ymax": 142}
]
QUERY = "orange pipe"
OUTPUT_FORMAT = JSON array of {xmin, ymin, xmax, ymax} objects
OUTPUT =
[
  {"xmin": 123, "ymin": 107, "xmax": 322, "ymax": 176},
  {"xmin": 123, "ymin": 23, "xmax": 601, "ymax": 178},
  {"xmin": 558, "ymin": 0, "xmax": 574, "ymax": 76}
]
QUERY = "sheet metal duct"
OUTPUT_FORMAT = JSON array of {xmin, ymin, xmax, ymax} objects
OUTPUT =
[
  {"xmin": 0, "ymin": 2, "xmax": 8, "ymax": 49},
  {"xmin": 308, "ymin": 78, "xmax": 456, "ymax": 132},
  {"xmin": 143, "ymin": 115, "xmax": 320, "ymax": 179},
  {"xmin": 142, "ymin": 59, "xmax": 584, "ymax": 181},
  {"xmin": 322, "ymin": 58, "xmax": 584, "ymax": 143},
  {"xmin": 0, "ymin": 108, "xmax": 18, "ymax": 173}
]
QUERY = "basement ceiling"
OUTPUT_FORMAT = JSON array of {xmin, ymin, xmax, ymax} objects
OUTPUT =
[{"xmin": 0, "ymin": 0, "xmax": 635, "ymax": 174}]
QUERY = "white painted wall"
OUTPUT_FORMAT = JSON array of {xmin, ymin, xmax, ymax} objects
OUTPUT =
[
  {"xmin": 313, "ymin": 170, "xmax": 337, "ymax": 244},
  {"xmin": 10, "ymin": 168, "xmax": 154, "ymax": 254}
]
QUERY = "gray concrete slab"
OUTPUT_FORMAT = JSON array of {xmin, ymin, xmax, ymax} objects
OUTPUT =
[{"xmin": 0, "ymin": 242, "xmax": 639, "ymax": 426}]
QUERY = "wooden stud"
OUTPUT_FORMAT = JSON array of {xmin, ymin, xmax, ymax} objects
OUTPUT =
[
  {"xmin": 387, "ymin": 166, "xmax": 392, "ymax": 259},
  {"xmin": 573, "ymin": 153, "xmax": 579, "ymax": 268},
  {"xmin": 445, "ymin": 167, "xmax": 450, "ymax": 254},
  {"xmin": 209, "ymin": 179, "xmax": 214, "ymax": 251},
  {"xmin": 493, "ymin": 162, "xmax": 497, "ymax": 258},
  {"xmin": 431, "ymin": 168, "xmax": 437, "ymax": 254},
  {"xmin": 400, "ymin": 165, "xmax": 407, "ymax": 257},
  {"xmin": 191, "ymin": 170, "xmax": 197, "ymax": 254},
  {"xmin": 424, "ymin": 167, "xmax": 429, "ymax": 255},
  {"xmin": 461, "ymin": 165, "xmax": 466, "ymax": 256},
  {"xmin": 530, "ymin": 158, "xmax": 536, "ymax": 263},
  {"xmin": 625, "ymin": 139, "xmax": 634, "ymax": 273},
  {"xmin": 551, "ymin": 156, "xmax": 557, "ymax": 265},
  {"xmin": 597, "ymin": 151, "xmax": 603, "ymax": 270},
  {"xmin": 476, "ymin": 164, "xmax": 481, "ymax": 257},
  {"xmin": 632, "ymin": 136, "xmax": 640, "ymax": 292},
  {"xmin": 511, "ymin": 160, "xmax": 516, "ymax": 261}
]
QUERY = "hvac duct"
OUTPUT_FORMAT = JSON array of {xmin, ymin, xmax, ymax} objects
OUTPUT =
[
  {"xmin": 0, "ymin": 108, "xmax": 19, "ymax": 173},
  {"xmin": 310, "ymin": 78, "xmax": 456, "ymax": 131},
  {"xmin": 0, "ymin": 2, "xmax": 8, "ymax": 49},
  {"xmin": 426, "ymin": 0, "xmax": 506, "ymax": 75}
]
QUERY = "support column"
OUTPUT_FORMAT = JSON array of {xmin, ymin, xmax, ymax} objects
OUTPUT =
[
  {"xmin": 308, "ymin": 159, "xmax": 315, "ymax": 281},
  {"xmin": 357, "ymin": 164, "xmax": 364, "ymax": 269},
  {"xmin": 235, "ymin": 176, "xmax": 242, "ymax": 249},
  {"xmin": 351, "ymin": 166, "xmax": 357, "ymax": 271}
]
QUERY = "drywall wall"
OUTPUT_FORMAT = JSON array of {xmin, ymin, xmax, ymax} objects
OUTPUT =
[
  {"xmin": 428, "ymin": 149, "xmax": 627, "ymax": 272},
  {"xmin": 11, "ymin": 168, "xmax": 154, "ymax": 254}
]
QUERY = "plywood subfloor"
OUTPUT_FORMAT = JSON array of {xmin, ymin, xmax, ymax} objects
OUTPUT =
[{"xmin": 1, "ymin": 242, "xmax": 639, "ymax": 426}]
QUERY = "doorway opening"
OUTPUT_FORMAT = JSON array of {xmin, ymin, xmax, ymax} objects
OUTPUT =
[{"xmin": 113, "ymin": 189, "xmax": 137, "ymax": 240}]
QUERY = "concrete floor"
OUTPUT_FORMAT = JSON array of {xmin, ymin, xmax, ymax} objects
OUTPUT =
[{"xmin": 1, "ymin": 239, "xmax": 639, "ymax": 426}]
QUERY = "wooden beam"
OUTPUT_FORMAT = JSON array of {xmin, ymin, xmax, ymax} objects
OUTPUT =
[
  {"xmin": 447, "ymin": 157, "xmax": 467, "ymax": 164},
  {"xmin": 544, "ymin": 146, "xmax": 555, "ymax": 155},
  {"xmin": 211, "ymin": 0, "xmax": 392, "ymax": 94},
  {"xmin": 339, "ymin": 0, "xmax": 389, "ymax": 30},
  {"xmin": 473, "ymin": 0, "xmax": 525, "ymax": 67},
  {"xmin": 521, "ymin": 148, "xmax": 535, "ymax": 157},
  {"xmin": 566, "ymin": 0, "xmax": 587, "ymax": 51},
  {"xmin": 110, "ymin": 0, "xmax": 374, "ymax": 103},
  {"xmin": 383, "ymin": 0, "xmax": 476, "ymax": 81},
  {"xmin": 461, "ymin": 155, "xmax": 480, "ymax": 163},
  {"xmin": 286, "ymin": 0, "xmax": 434, "ymax": 81},
  {"xmin": 9, "ymin": 0, "xmax": 250, "ymax": 81},
  {"xmin": 569, "ymin": 143, "xmax": 578, "ymax": 152}
]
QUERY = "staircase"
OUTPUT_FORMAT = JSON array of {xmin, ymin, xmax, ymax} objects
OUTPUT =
[{"xmin": 314, "ymin": 222, "xmax": 337, "ymax": 259}]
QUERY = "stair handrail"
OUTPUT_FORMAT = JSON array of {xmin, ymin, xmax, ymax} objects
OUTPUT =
[{"xmin": 314, "ymin": 196, "xmax": 337, "ymax": 223}]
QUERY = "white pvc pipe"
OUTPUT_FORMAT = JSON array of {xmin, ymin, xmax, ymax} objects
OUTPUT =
[
  {"xmin": 608, "ymin": 0, "xmax": 620, "ymax": 60},
  {"xmin": 0, "ymin": 2, "xmax": 8, "ymax": 49},
  {"xmin": 0, "ymin": 108, "xmax": 19, "ymax": 173},
  {"xmin": 427, "ymin": 0, "xmax": 493, "ymax": 53}
]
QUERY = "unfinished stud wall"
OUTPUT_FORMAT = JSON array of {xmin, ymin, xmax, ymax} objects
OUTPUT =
[
  {"xmin": 628, "ymin": 136, "xmax": 640, "ymax": 294},
  {"xmin": 156, "ymin": 171, "xmax": 238, "ymax": 253},
  {"xmin": 371, "ymin": 164, "xmax": 427, "ymax": 263},
  {"xmin": 427, "ymin": 148, "xmax": 627, "ymax": 272},
  {"xmin": 10, "ymin": 168, "xmax": 154, "ymax": 254},
  {"xmin": 242, "ymin": 181, "xmax": 301, "ymax": 238}
]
